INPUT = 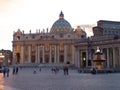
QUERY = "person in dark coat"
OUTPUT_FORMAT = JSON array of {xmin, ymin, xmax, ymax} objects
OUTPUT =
[
  {"xmin": 6, "ymin": 67, "xmax": 10, "ymax": 77},
  {"xmin": 15, "ymin": 66, "xmax": 19, "ymax": 74},
  {"xmin": 13, "ymin": 66, "xmax": 16, "ymax": 75},
  {"xmin": 3, "ymin": 67, "xmax": 6, "ymax": 77},
  {"xmin": 63, "ymin": 66, "xmax": 69, "ymax": 75}
]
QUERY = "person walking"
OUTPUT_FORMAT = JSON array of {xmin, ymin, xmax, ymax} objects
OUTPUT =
[
  {"xmin": 3, "ymin": 67, "xmax": 6, "ymax": 77},
  {"xmin": 66, "ymin": 66, "xmax": 68, "ymax": 75},
  {"xmin": 12, "ymin": 66, "xmax": 16, "ymax": 75},
  {"xmin": 15, "ymin": 66, "xmax": 19, "ymax": 74},
  {"xmin": 6, "ymin": 67, "xmax": 10, "ymax": 77},
  {"xmin": 63, "ymin": 66, "xmax": 69, "ymax": 75}
]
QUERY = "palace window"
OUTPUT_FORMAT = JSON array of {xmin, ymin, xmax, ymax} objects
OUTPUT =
[
  {"xmin": 26, "ymin": 37, "xmax": 28, "ymax": 39},
  {"xmin": 60, "ymin": 34, "xmax": 64, "ymax": 38},
  {"xmin": 32, "ymin": 35, "xmax": 35, "ymax": 39},
  {"xmin": 52, "ymin": 35, "xmax": 54, "ymax": 38},
  {"xmin": 17, "ymin": 36, "xmax": 20, "ymax": 40},
  {"xmin": 40, "ymin": 36, "xmax": 43, "ymax": 39}
]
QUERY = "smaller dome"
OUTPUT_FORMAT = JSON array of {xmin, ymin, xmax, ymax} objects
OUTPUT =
[{"xmin": 50, "ymin": 11, "xmax": 72, "ymax": 33}]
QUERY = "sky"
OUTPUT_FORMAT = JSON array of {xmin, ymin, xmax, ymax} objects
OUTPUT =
[{"xmin": 0, "ymin": 0, "xmax": 120, "ymax": 51}]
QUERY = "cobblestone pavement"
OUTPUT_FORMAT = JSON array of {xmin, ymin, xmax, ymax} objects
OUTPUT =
[{"xmin": 0, "ymin": 67, "xmax": 120, "ymax": 90}]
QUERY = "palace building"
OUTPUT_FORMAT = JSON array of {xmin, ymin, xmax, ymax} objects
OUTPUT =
[
  {"xmin": 12, "ymin": 12, "xmax": 120, "ymax": 69},
  {"xmin": 12, "ymin": 11, "xmax": 86, "ymax": 66},
  {"xmin": 75, "ymin": 20, "xmax": 120, "ymax": 69}
]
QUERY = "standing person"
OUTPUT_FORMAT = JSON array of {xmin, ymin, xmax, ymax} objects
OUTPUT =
[
  {"xmin": 63, "ymin": 66, "xmax": 69, "ymax": 75},
  {"xmin": 3, "ymin": 67, "xmax": 6, "ymax": 77},
  {"xmin": 12, "ymin": 66, "xmax": 16, "ymax": 75},
  {"xmin": 15, "ymin": 66, "xmax": 19, "ymax": 74},
  {"xmin": 63, "ymin": 66, "xmax": 68, "ymax": 75},
  {"xmin": 63, "ymin": 66, "xmax": 66, "ymax": 75},
  {"xmin": 6, "ymin": 67, "xmax": 10, "ymax": 77},
  {"xmin": 66, "ymin": 66, "xmax": 68, "ymax": 75}
]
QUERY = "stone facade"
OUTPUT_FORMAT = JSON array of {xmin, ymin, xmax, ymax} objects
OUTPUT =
[
  {"xmin": 75, "ymin": 20, "xmax": 120, "ymax": 69},
  {"xmin": 12, "ymin": 13, "xmax": 120, "ymax": 69},
  {"xmin": 12, "ymin": 11, "xmax": 86, "ymax": 66}
]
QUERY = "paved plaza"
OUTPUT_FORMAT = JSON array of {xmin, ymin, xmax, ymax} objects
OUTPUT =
[{"xmin": 0, "ymin": 67, "xmax": 120, "ymax": 90}]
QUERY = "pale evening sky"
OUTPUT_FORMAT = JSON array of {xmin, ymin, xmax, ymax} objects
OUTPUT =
[{"xmin": 0, "ymin": 0, "xmax": 120, "ymax": 51}]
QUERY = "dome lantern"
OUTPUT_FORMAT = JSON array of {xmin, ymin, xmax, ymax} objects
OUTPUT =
[{"xmin": 59, "ymin": 11, "xmax": 64, "ymax": 19}]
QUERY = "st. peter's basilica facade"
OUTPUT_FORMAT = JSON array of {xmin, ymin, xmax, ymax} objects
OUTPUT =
[
  {"xmin": 12, "ymin": 11, "xmax": 86, "ymax": 67},
  {"xmin": 12, "ymin": 12, "xmax": 120, "ymax": 69}
]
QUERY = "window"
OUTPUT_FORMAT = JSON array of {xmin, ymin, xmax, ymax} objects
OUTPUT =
[
  {"xmin": 32, "ymin": 35, "xmax": 35, "ymax": 39},
  {"xmin": 68, "ymin": 35, "xmax": 70, "ymax": 38},
  {"xmin": 26, "ymin": 37, "xmax": 28, "ymax": 39},
  {"xmin": 40, "ymin": 36, "xmax": 43, "ymax": 39},
  {"xmin": 60, "ymin": 34, "xmax": 63, "ymax": 38},
  {"xmin": 17, "ymin": 36, "xmax": 20, "ymax": 40},
  {"xmin": 52, "ymin": 35, "xmax": 54, "ymax": 38}
]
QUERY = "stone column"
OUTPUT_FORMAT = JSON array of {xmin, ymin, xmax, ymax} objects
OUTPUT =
[
  {"xmin": 71, "ymin": 45, "xmax": 75, "ymax": 64},
  {"xmin": 57, "ymin": 45, "xmax": 59, "ymax": 63},
  {"xmin": 35, "ymin": 44, "xmax": 38, "ymax": 63},
  {"xmin": 28, "ymin": 45, "xmax": 31, "ymax": 63},
  {"xmin": 54, "ymin": 45, "xmax": 57, "ymax": 63},
  {"xmin": 49, "ymin": 45, "xmax": 52, "ymax": 63},
  {"xmin": 113, "ymin": 48, "xmax": 115, "ymax": 68},
  {"xmin": 86, "ymin": 49, "xmax": 88, "ymax": 67},
  {"xmin": 38, "ymin": 45, "xmax": 40, "ymax": 63},
  {"xmin": 107, "ymin": 48, "xmax": 110, "ymax": 68},
  {"xmin": 119, "ymin": 47, "xmax": 120, "ymax": 67},
  {"xmin": 12, "ymin": 45, "xmax": 16, "ymax": 64},
  {"xmin": 12, "ymin": 45, "xmax": 15, "ymax": 65},
  {"xmin": 21, "ymin": 45, "xmax": 24, "ymax": 64},
  {"xmin": 64, "ymin": 45, "xmax": 67, "ymax": 64},
  {"xmin": 42, "ymin": 45, "xmax": 45, "ymax": 63},
  {"xmin": 76, "ymin": 48, "xmax": 80, "ymax": 68}
]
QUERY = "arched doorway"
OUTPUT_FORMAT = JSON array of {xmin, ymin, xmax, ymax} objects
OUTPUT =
[
  {"xmin": 80, "ymin": 51, "xmax": 86, "ymax": 68},
  {"xmin": 60, "ymin": 55, "xmax": 64, "ymax": 63},
  {"xmin": 45, "ymin": 55, "xmax": 49, "ymax": 63},
  {"xmin": 31, "ymin": 55, "xmax": 35, "ymax": 63},
  {"xmin": 16, "ymin": 53, "xmax": 20, "ymax": 63},
  {"xmin": 52, "ymin": 57, "xmax": 54, "ymax": 63}
]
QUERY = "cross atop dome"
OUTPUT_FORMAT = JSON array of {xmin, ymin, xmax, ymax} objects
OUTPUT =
[{"xmin": 59, "ymin": 11, "xmax": 64, "ymax": 19}]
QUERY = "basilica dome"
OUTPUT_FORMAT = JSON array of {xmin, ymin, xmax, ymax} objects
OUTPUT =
[{"xmin": 50, "ymin": 11, "xmax": 72, "ymax": 33}]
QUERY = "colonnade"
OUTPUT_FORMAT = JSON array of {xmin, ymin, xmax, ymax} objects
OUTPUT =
[
  {"xmin": 76, "ymin": 47, "xmax": 120, "ymax": 68},
  {"xmin": 19, "ymin": 44, "xmax": 72, "ymax": 64}
]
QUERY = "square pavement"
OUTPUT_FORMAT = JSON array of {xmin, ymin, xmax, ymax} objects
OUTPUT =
[{"xmin": 0, "ymin": 67, "xmax": 120, "ymax": 90}]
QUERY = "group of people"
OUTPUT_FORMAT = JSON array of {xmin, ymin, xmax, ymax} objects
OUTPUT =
[
  {"xmin": 2, "ymin": 65, "xmax": 69, "ymax": 77},
  {"xmin": 12, "ymin": 66, "xmax": 19, "ymax": 75},
  {"xmin": 2, "ymin": 66, "xmax": 19, "ymax": 77},
  {"xmin": 3, "ymin": 66, "xmax": 10, "ymax": 77},
  {"xmin": 51, "ymin": 66, "xmax": 69, "ymax": 75},
  {"xmin": 51, "ymin": 67, "xmax": 59, "ymax": 74}
]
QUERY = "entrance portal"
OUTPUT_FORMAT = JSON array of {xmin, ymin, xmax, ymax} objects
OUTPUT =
[
  {"xmin": 80, "ymin": 51, "xmax": 86, "ymax": 68},
  {"xmin": 16, "ymin": 53, "xmax": 20, "ymax": 63},
  {"xmin": 60, "ymin": 55, "xmax": 64, "ymax": 63}
]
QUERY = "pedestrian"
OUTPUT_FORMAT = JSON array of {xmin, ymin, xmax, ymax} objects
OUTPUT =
[
  {"xmin": 3, "ymin": 67, "xmax": 6, "ymax": 77},
  {"xmin": 39, "ymin": 67, "xmax": 41, "ymax": 72},
  {"xmin": 15, "ymin": 66, "xmax": 19, "ymax": 74},
  {"xmin": 63, "ymin": 66, "xmax": 69, "ymax": 75},
  {"xmin": 66, "ymin": 66, "xmax": 69, "ymax": 75},
  {"xmin": 13, "ymin": 66, "xmax": 16, "ymax": 75},
  {"xmin": 33, "ymin": 70, "xmax": 37, "ymax": 74},
  {"xmin": 91, "ymin": 68, "xmax": 96, "ymax": 74},
  {"xmin": 6, "ymin": 67, "xmax": 10, "ymax": 77}
]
